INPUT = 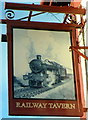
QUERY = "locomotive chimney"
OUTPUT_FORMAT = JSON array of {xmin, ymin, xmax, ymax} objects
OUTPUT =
[{"xmin": 36, "ymin": 55, "xmax": 41, "ymax": 60}]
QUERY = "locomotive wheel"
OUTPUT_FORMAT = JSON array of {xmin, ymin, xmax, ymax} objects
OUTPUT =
[{"xmin": 29, "ymin": 80, "xmax": 43, "ymax": 88}]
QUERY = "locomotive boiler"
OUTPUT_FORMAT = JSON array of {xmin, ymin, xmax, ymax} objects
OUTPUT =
[{"xmin": 23, "ymin": 55, "xmax": 67, "ymax": 88}]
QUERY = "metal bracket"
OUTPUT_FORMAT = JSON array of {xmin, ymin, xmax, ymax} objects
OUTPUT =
[
  {"xmin": 69, "ymin": 46, "xmax": 88, "ymax": 60},
  {"xmin": 83, "ymin": 108, "xmax": 88, "ymax": 112},
  {"xmin": 5, "ymin": 10, "xmax": 15, "ymax": 19}
]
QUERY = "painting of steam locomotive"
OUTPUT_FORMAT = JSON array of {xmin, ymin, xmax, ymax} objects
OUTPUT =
[
  {"xmin": 13, "ymin": 28, "xmax": 76, "ymax": 100},
  {"xmin": 23, "ymin": 55, "xmax": 67, "ymax": 88}
]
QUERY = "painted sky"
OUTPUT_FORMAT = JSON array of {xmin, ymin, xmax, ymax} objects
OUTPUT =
[{"xmin": 13, "ymin": 28, "xmax": 73, "ymax": 78}]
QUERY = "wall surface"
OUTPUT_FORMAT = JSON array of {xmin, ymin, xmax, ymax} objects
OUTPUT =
[{"xmin": 81, "ymin": 0, "xmax": 88, "ymax": 119}]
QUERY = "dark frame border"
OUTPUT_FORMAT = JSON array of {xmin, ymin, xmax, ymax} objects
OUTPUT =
[{"xmin": 6, "ymin": 20, "xmax": 83, "ymax": 117}]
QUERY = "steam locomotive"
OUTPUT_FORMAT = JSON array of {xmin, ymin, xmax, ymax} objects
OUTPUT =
[{"xmin": 23, "ymin": 55, "xmax": 67, "ymax": 88}]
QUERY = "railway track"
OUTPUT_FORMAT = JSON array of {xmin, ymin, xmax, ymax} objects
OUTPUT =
[
  {"xmin": 14, "ymin": 81, "xmax": 66, "ymax": 99},
  {"xmin": 14, "ymin": 86, "xmax": 52, "ymax": 98}
]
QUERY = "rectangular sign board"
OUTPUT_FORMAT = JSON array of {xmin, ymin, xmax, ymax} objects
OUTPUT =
[{"xmin": 6, "ymin": 20, "xmax": 83, "ymax": 116}]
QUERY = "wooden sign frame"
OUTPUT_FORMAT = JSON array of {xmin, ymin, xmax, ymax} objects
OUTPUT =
[{"xmin": 6, "ymin": 20, "xmax": 83, "ymax": 116}]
